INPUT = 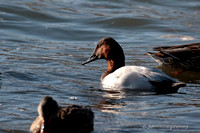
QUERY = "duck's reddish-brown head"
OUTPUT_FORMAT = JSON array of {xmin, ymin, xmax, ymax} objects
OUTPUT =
[{"xmin": 82, "ymin": 37, "xmax": 125, "ymax": 65}]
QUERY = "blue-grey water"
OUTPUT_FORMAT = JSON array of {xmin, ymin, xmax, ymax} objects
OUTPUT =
[{"xmin": 0, "ymin": 0, "xmax": 200, "ymax": 132}]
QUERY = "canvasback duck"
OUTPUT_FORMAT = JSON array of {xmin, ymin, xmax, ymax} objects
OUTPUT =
[
  {"xmin": 82, "ymin": 37, "xmax": 186, "ymax": 93},
  {"xmin": 147, "ymin": 43, "xmax": 200, "ymax": 71},
  {"xmin": 30, "ymin": 96, "xmax": 94, "ymax": 133}
]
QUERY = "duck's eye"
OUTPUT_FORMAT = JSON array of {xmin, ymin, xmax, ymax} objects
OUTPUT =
[{"xmin": 98, "ymin": 45, "xmax": 101, "ymax": 48}]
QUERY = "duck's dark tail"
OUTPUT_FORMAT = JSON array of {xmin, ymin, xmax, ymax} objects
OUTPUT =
[
  {"xmin": 151, "ymin": 80, "xmax": 186, "ymax": 94},
  {"xmin": 172, "ymin": 82, "xmax": 186, "ymax": 89},
  {"xmin": 161, "ymin": 82, "xmax": 186, "ymax": 94},
  {"xmin": 38, "ymin": 96, "xmax": 59, "ymax": 119}
]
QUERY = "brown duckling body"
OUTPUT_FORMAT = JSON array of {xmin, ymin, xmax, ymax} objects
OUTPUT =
[{"xmin": 30, "ymin": 96, "xmax": 94, "ymax": 133}]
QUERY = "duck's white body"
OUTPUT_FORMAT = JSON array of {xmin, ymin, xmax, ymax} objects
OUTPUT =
[{"xmin": 102, "ymin": 66, "xmax": 175, "ymax": 90}]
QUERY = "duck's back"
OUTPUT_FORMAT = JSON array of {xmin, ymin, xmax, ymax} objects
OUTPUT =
[
  {"xmin": 102, "ymin": 66, "xmax": 176, "ymax": 91},
  {"xmin": 149, "ymin": 43, "xmax": 200, "ymax": 70}
]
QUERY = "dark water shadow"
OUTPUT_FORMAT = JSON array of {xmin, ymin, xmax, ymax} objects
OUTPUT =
[
  {"xmin": 157, "ymin": 66, "xmax": 200, "ymax": 83},
  {"xmin": 0, "ymin": 73, "xmax": 2, "ymax": 89},
  {"xmin": 5, "ymin": 71, "xmax": 39, "ymax": 81}
]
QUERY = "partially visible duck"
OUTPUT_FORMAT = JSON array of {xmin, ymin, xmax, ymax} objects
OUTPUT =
[
  {"xmin": 30, "ymin": 96, "xmax": 94, "ymax": 133},
  {"xmin": 82, "ymin": 37, "xmax": 186, "ymax": 93},
  {"xmin": 147, "ymin": 43, "xmax": 200, "ymax": 71}
]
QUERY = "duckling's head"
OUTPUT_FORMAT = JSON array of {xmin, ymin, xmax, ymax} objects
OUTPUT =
[
  {"xmin": 82, "ymin": 37, "xmax": 125, "ymax": 65},
  {"xmin": 30, "ymin": 96, "xmax": 59, "ymax": 133},
  {"xmin": 38, "ymin": 96, "xmax": 58, "ymax": 133},
  {"xmin": 38, "ymin": 96, "xmax": 58, "ymax": 120}
]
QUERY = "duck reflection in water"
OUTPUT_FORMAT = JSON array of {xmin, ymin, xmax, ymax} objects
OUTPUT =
[
  {"xmin": 96, "ymin": 88, "xmax": 153, "ymax": 115},
  {"xmin": 30, "ymin": 96, "xmax": 94, "ymax": 133},
  {"xmin": 94, "ymin": 88, "xmax": 126, "ymax": 115}
]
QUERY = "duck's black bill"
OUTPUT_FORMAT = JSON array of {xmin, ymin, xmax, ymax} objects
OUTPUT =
[{"xmin": 82, "ymin": 54, "xmax": 98, "ymax": 65}]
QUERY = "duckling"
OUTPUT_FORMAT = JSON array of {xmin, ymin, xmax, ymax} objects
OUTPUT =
[
  {"xmin": 30, "ymin": 96, "xmax": 94, "ymax": 133},
  {"xmin": 83, "ymin": 37, "xmax": 186, "ymax": 93}
]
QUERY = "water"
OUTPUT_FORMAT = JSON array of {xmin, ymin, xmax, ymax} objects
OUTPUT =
[{"xmin": 0, "ymin": 0, "xmax": 200, "ymax": 132}]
